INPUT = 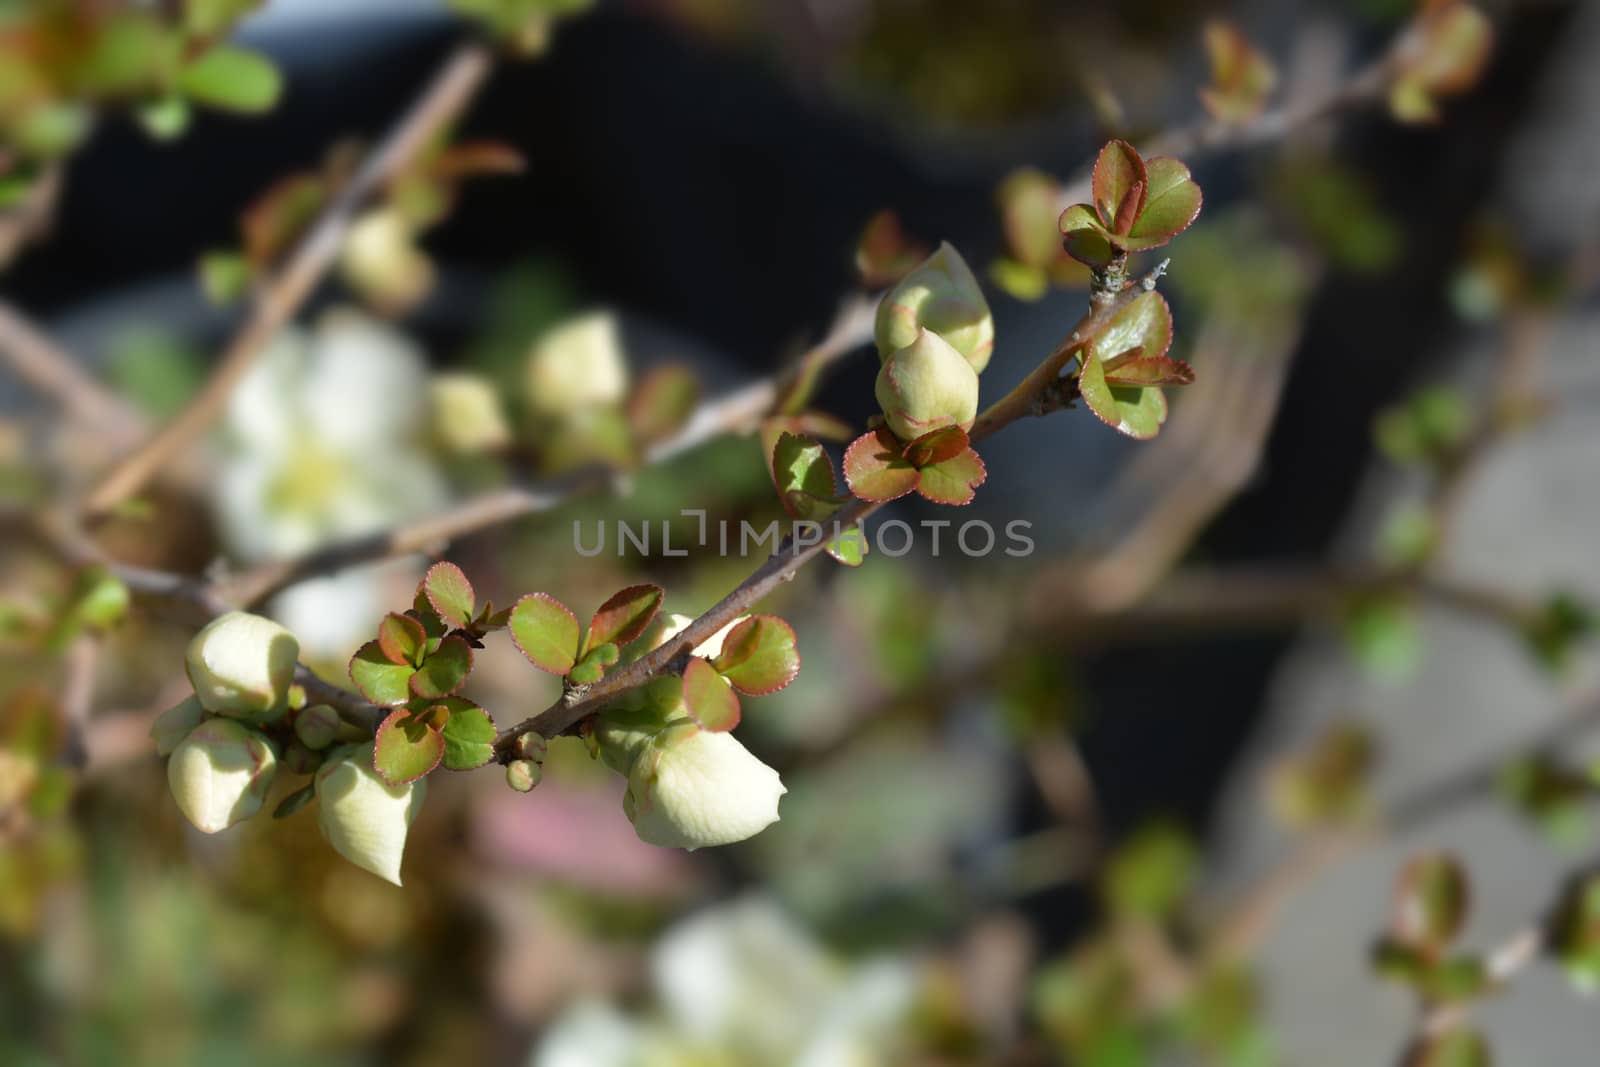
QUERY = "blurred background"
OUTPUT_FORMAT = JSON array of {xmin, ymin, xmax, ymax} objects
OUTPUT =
[{"xmin": 4, "ymin": 0, "xmax": 1600, "ymax": 1064}]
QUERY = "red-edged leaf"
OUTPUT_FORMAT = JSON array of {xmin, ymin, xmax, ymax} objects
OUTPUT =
[
  {"xmin": 568, "ymin": 641, "xmax": 620, "ymax": 685},
  {"xmin": 1392, "ymin": 852, "xmax": 1470, "ymax": 956},
  {"xmin": 423, "ymin": 561, "xmax": 475, "ymax": 627},
  {"xmin": 998, "ymin": 168, "xmax": 1065, "ymax": 270},
  {"xmin": 1092, "ymin": 140, "xmax": 1148, "ymax": 234},
  {"xmin": 508, "ymin": 593, "xmax": 580, "ymax": 675},
  {"xmin": 915, "ymin": 447, "xmax": 987, "ymax": 506},
  {"xmin": 1125, "ymin": 157, "xmax": 1203, "ymax": 245},
  {"xmin": 1097, "ymin": 291, "xmax": 1174, "ymax": 364},
  {"xmin": 902, "ymin": 425, "xmax": 969, "ymax": 469},
  {"xmin": 1059, "ymin": 203, "xmax": 1117, "ymax": 268},
  {"xmin": 771, "ymin": 431, "xmax": 840, "ymax": 520},
  {"xmin": 682, "ymin": 656, "xmax": 741, "ymax": 732},
  {"xmin": 711, "ymin": 615, "xmax": 801, "ymax": 696},
  {"xmin": 1103, "ymin": 357, "xmax": 1196, "ymax": 387},
  {"xmin": 350, "ymin": 641, "xmax": 416, "ymax": 706},
  {"xmin": 439, "ymin": 700, "xmax": 497, "ymax": 770},
  {"xmin": 377, "ymin": 612, "xmax": 427, "ymax": 667},
  {"xmin": 843, "ymin": 428, "xmax": 919, "ymax": 503},
  {"xmin": 1078, "ymin": 347, "xmax": 1169, "ymax": 440},
  {"xmin": 856, "ymin": 209, "xmax": 929, "ymax": 288},
  {"xmin": 1199, "ymin": 19, "xmax": 1277, "ymax": 123},
  {"xmin": 628, "ymin": 363, "xmax": 701, "ymax": 445},
  {"xmin": 409, "ymin": 634, "xmax": 473, "ymax": 700},
  {"xmin": 588, "ymin": 585, "xmax": 665, "ymax": 650},
  {"xmin": 374, "ymin": 709, "xmax": 444, "ymax": 786}
]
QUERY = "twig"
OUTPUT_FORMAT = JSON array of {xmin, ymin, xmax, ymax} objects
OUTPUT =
[
  {"xmin": 1396, "ymin": 924, "xmax": 1546, "ymax": 1062},
  {"xmin": 0, "ymin": 300, "xmax": 145, "ymax": 438},
  {"xmin": 79, "ymin": 41, "xmax": 496, "ymax": 518}
]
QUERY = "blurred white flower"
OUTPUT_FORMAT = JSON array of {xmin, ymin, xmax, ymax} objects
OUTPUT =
[{"xmin": 211, "ymin": 309, "xmax": 447, "ymax": 657}]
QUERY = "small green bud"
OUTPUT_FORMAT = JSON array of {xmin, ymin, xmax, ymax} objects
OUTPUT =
[
  {"xmin": 506, "ymin": 759, "xmax": 542, "ymax": 792},
  {"xmin": 167, "ymin": 718, "xmax": 278, "ymax": 834},
  {"xmin": 429, "ymin": 372, "xmax": 511, "ymax": 453},
  {"xmin": 514, "ymin": 733, "xmax": 548, "ymax": 761},
  {"xmin": 314, "ymin": 745, "xmax": 425, "ymax": 886},
  {"xmin": 150, "ymin": 695, "xmax": 206, "ymax": 757},
  {"xmin": 292, "ymin": 704, "xmax": 342, "ymax": 751},
  {"xmin": 526, "ymin": 311, "xmax": 629, "ymax": 415},
  {"xmin": 874, "ymin": 329, "xmax": 980, "ymax": 442},
  {"xmin": 623, "ymin": 725, "xmax": 785, "ymax": 850},
  {"xmin": 874, "ymin": 242, "xmax": 994, "ymax": 373},
  {"xmin": 184, "ymin": 611, "xmax": 299, "ymax": 722}
]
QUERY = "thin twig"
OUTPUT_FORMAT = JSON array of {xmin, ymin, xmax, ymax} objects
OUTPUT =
[
  {"xmin": 0, "ymin": 300, "xmax": 145, "ymax": 438},
  {"xmin": 79, "ymin": 41, "xmax": 496, "ymax": 518}
]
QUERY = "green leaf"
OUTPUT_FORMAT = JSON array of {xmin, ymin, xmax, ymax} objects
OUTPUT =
[
  {"xmin": 349, "ymin": 641, "xmax": 416, "ymax": 706},
  {"xmin": 509, "ymin": 593, "xmax": 580, "ymax": 675},
  {"xmin": 843, "ymin": 428, "xmax": 919, "ymax": 503},
  {"xmin": 374, "ymin": 709, "xmax": 445, "ymax": 786},
  {"xmin": 439, "ymin": 702, "xmax": 497, "ymax": 771},
  {"xmin": 772, "ymin": 431, "xmax": 839, "ymax": 521},
  {"xmin": 1079, "ymin": 348, "xmax": 1169, "ymax": 440},
  {"xmin": 273, "ymin": 784, "xmax": 317, "ymax": 819},
  {"xmin": 423, "ymin": 561, "xmax": 476, "ymax": 628},
  {"xmin": 998, "ymin": 167, "xmax": 1065, "ymax": 269},
  {"xmin": 378, "ymin": 612, "xmax": 427, "ymax": 667},
  {"xmin": 915, "ymin": 447, "xmax": 987, "ymax": 506},
  {"xmin": 711, "ymin": 615, "xmax": 801, "ymax": 696},
  {"xmin": 1391, "ymin": 853, "xmax": 1470, "ymax": 957},
  {"xmin": 1199, "ymin": 20, "xmax": 1277, "ymax": 123},
  {"xmin": 1125, "ymin": 157, "xmax": 1203, "ymax": 245},
  {"xmin": 1554, "ymin": 875, "xmax": 1600, "ymax": 994},
  {"xmin": 177, "ymin": 45, "xmax": 283, "ymax": 113},
  {"xmin": 682, "ymin": 656, "xmax": 741, "ymax": 732},
  {"xmin": 1408, "ymin": 1028, "xmax": 1491, "ymax": 1067},
  {"xmin": 855, "ymin": 208, "xmax": 927, "ymax": 287},
  {"xmin": 137, "ymin": 96, "xmax": 192, "ymax": 141},
  {"xmin": 409, "ymin": 635, "xmax": 474, "ymax": 700},
  {"xmin": 825, "ymin": 525, "xmax": 869, "ymax": 567},
  {"xmin": 70, "ymin": 565, "xmax": 130, "ymax": 630},
  {"xmin": 587, "ymin": 585, "xmax": 664, "ymax": 650},
  {"xmin": 1104, "ymin": 823, "xmax": 1196, "ymax": 919},
  {"xmin": 1097, "ymin": 291, "xmax": 1174, "ymax": 365},
  {"xmin": 1342, "ymin": 597, "xmax": 1422, "ymax": 679},
  {"xmin": 568, "ymin": 641, "xmax": 620, "ymax": 685},
  {"xmin": 1521, "ymin": 592, "xmax": 1594, "ymax": 675},
  {"xmin": 198, "ymin": 249, "xmax": 252, "ymax": 305},
  {"xmin": 628, "ymin": 363, "xmax": 701, "ymax": 444},
  {"xmin": 1059, "ymin": 203, "xmax": 1116, "ymax": 268},
  {"xmin": 989, "ymin": 257, "xmax": 1050, "ymax": 302},
  {"xmin": 1092, "ymin": 140, "xmax": 1147, "ymax": 235}
]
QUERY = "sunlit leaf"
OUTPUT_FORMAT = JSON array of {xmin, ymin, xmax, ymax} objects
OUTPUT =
[
  {"xmin": 682, "ymin": 656, "xmax": 741, "ymax": 731},
  {"xmin": 711, "ymin": 615, "xmax": 801, "ymax": 696},
  {"xmin": 509, "ymin": 593, "xmax": 580, "ymax": 675}
]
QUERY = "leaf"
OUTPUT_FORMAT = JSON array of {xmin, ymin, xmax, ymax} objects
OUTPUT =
[
  {"xmin": 1392, "ymin": 853, "xmax": 1470, "ymax": 957},
  {"xmin": 1406, "ymin": 1028, "xmax": 1491, "ymax": 1067},
  {"xmin": 1198, "ymin": 19, "xmax": 1277, "ymax": 123},
  {"xmin": 916, "ymin": 447, "xmax": 987, "ymax": 505},
  {"xmin": 177, "ymin": 45, "xmax": 282, "ymax": 113},
  {"xmin": 843, "ymin": 428, "xmax": 919, "ymax": 502},
  {"xmin": 988, "ymin": 257, "xmax": 1050, "ymax": 302},
  {"xmin": 198, "ymin": 249, "xmax": 252, "ymax": 304},
  {"xmin": 1104, "ymin": 823, "xmax": 1196, "ymax": 919},
  {"xmin": 509, "ymin": 593, "xmax": 580, "ymax": 675},
  {"xmin": 1059, "ymin": 203, "xmax": 1116, "ymax": 268},
  {"xmin": 997, "ymin": 167, "xmax": 1064, "ymax": 269},
  {"xmin": 1554, "ymin": 875, "xmax": 1600, "ymax": 994},
  {"xmin": 423, "ymin": 561, "xmax": 476, "ymax": 628},
  {"xmin": 903, "ymin": 425, "xmax": 969, "ymax": 469},
  {"xmin": 711, "ymin": 615, "xmax": 801, "ymax": 696},
  {"xmin": 772, "ymin": 431, "xmax": 840, "ymax": 520},
  {"xmin": 273, "ymin": 784, "xmax": 317, "ymax": 819},
  {"xmin": 588, "ymin": 585, "xmax": 665, "ymax": 650},
  {"xmin": 439, "ymin": 701, "xmax": 497, "ymax": 771},
  {"xmin": 568, "ymin": 642, "xmax": 620, "ymax": 685},
  {"xmin": 825, "ymin": 526, "xmax": 869, "ymax": 567},
  {"xmin": 682, "ymin": 656, "xmax": 741, "ymax": 732},
  {"xmin": 856, "ymin": 209, "xmax": 928, "ymax": 288},
  {"xmin": 350, "ymin": 641, "xmax": 416, "ymax": 706},
  {"xmin": 1103, "ymin": 357, "xmax": 1195, "ymax": 387},
  {"xmin": 378, "ymin": 612, "xmax": 427, "ymax": 667},
  {"xmin": 374, "ymin": 709, "xmax": 445, "ymax": 786},
  {"xmin": 1098, "ymin": 291, "xmax": 1175, "ymax": 366},
  {"xmin": 409, "ymin": 635, "xmax": 473, "ymax": 700},
  {"xmin": 1079, "ymin": 348, "xmax": 1169, "ymax": 440},
  {"xmin": 628, "ymin": 363, "xmax": 701, "ymax": 444},
  {"xmin": 1125, "ymin": 157, "xmax": 1203, "ymax": 246},
  {"xmin": 1092, "ymin": 140, "xmax": 1147, "ymax": 235}
]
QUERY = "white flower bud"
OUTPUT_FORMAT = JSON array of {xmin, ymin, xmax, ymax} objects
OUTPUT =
[
  {"xmin": 874, "ymin": 242, "xmax": 994, "ymax": 373},
  {"xmin": 624, "ymin": 726, "xmax": 785, "ymax": 850},
  {"xmin": 526, "ymin": 311, "xmax": 629, "ymax": 415},
  {"xmin": 184, "ymin": 611, "xmax": 299, "ymax": 722},
  {"xmin": 150, "ymin": 695, "xmax": 206, "ymax": 757},
  {"xmin": 874, "ymin": 329, "xmax": 979, "ymax": 442},
  {"xmin": 314, "ymin": 747, "xmax": 426, "ymax": 886},
  {"xmin": 429, "ymin": 372, "xmax": 511, "ymax": 453},
  {"xmin": 339, "ymin": 208, "xmax": 434, "ymax": 313},
  {"xmin": 166, "ymin": 718, "xmax": 278, "ymax": 833}
]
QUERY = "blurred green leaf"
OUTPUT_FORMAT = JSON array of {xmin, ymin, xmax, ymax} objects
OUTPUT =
[
  {"xmin": 177, "ymin": 45, "xmax": 282, "ymax": 113},
  {"xmin": 1104, "ymin": 823, "xmax": 1196, "ymax": 920},
  {"xmin": 374, "ymin": 709, "xmax": 444, "ymax": 785}
]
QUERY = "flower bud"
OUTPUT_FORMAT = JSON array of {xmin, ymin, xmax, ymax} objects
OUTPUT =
[
  {"xmin": 184, "ymin": 611, "xmax": 299, "ymax": 722},
  {"xmin": 526, "ymin": 311, "xmax": 629, "ymax": 415},
  {"xmin": 874, "ymin": 242, "xmax": 994, "ymax": 373},
  {"xmin": 150, "ymin": 695, "xmax": 206, "ymax": 757},
  {"xmin": 292, "ymin": 704, "xmax": 342, "ymax": 751},
  {"xmin": 339, "ymin": 208, "xmax": 434, "ymax": 313},
  {"xmin": 167, "ymin": 718, "xmax": 278, "ymax": 834},
  {"xmin": 314, "ymin": 746, "xmax": 426, "ymax": 886},
  {"xmin": 874, "ymin": 329, "xmax": 979, "ymax": 442},
  {"xmin": 429, "ymin": 373, "xmax": 511, "ymax": 454},
  {"xmin": 623, "ymin": 725, "xmax": 786, "ymax": 850},
  {"xmin": 506, "ymin": 759, "xmax": 542, "ymax": 792}
]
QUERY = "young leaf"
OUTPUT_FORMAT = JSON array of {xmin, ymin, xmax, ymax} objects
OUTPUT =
[
  {"xmin": 1092, "ymin": 140, "xmax": 1148, "ymax": 235},
  {"xmin": 1124, "ymin": 158, "xmax": 1203, "ymax": 246},
  {"xmin": 902, "ymin": 425, "xmax": 969, "ymax": 469},
  {"xmin": 568, "ymin": 642, "xmax": 620, "ymax": 685},
  {"xmin": 772, "ymin": 431, "xmax": 840, "ymax": 520},
  {"xmin": 1554, "ymin": 875, "xmax": 1600, "ymax": 994},
  {"xmin": 423, "ymin": 561, "xmax": 476, "ymax": 628},
  {"xmin": 1405, "ymin": 1028, "xmax": 1490, "ymax": 1067},
  {"xmin": 628, "ymin": 363, "xmax": 700, "ymax": 444},
  {"xmin": 1079, "ymin": 348, "xmax": 1169, "ymax": 440},
  {"xmin": 711, "ymin": 615, "xmax": 801, "ymax": 696},
  {"xmin": 856, "ymin": 209, "xmax": 929, "ymax": 288},
  {"xmin": 1098, "ymin": 290, "xmax": 1175, "ymax": 365},
  {"xmin": 825, "ymin": 526, "xmax": 869, "ymax": 567},
  {"xmin": 378, "ymin": 612, "xmax": 428, "ymax": 667},
  {"xmin": 177, "ymin": 45, "xmax": 282, "ymax": 113},
  {"xmin": 588, "ymin": 585, "xmax": 665, "ymax": 650},
  {"xmin": 843, "ymin": 428, "xmax": 920, "ymax": 503},
  {"xmin": 409, "ymin": 635, "xmax": 474, "ymax": 700},
  {"xmin": 1103, "ymin": 357, "xmax": 1195, "ymax": 387},
  {"xmin": 1198, "ymin": 19, "xmax": 1277, "ymax": 122},
  {"xmin": 1059, "ymin": 203, "xmax": 1117, "ymax": 268},
  {"xmin": 350, "ymin": 641, "xmax": 417, "ymax": 706},
  {"xmin": 374, "ymin": 709, "xmax": 445, "ymax": 786},
  {"xmin": 1391, "ymin": 853, "xmax": 1470, "ymax": 958},
  {"xmin": 682, "ymin": 656, "xmax": 741, "ymax": 732},
  {"xmin": 439, "ymin": 702, "xmax": 497, "ymax": 771},
  {"xmin": 916, "ymin": 447, "xmax": 987, "ymax": 506},
  {"xmin": 509, "ymin": 593, "xmax": 581, "ymax": 675},
  {"xmin": 998, "ymin": 167, "xmax": 1065, "ymax": 270}
]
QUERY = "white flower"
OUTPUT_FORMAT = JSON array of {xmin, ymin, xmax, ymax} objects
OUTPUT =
[
  {"xmin": 624, "ymin": 727, "xmax": 785, "ymax": 850},
  {"xmin": 314, "ymin": 746, "xmax": 426, "ymax": 886},
  {"xmin": 526, "ymin": 311, "xmax": 629, "ymax": 414},
  {"xmin": 167, "ymin": 718, "xmax": 278, "ymax": 833},
  {"xmin": 184, "ymin": 611, "xmax": 299, "ymax": 721}
]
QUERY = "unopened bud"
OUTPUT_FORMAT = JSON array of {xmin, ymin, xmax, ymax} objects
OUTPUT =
[
  {"xmin": 874, "ymin": 329, "xmax": 979, "ymax": 442},
  {"xmin": 623, "ymin": 725, "xmax": 785, "ymax": 850},
  {"xmin": 150, "ymin": 695, "xmax": 206, "ymax": 757},
  {"xmin": 506, "ymin": 759, "xmax": 542, "ymax": 792},
  {"xmin": 314, "ymin": 746, "xmax": 426, "ymax": 886},
  {"xmin": 293, "ymin": 704, "xmax": 342, "ymax": 751},
  {"xmin": 526, "ymin": 311, "xmax": 629, "ymax": 415},
  {"xmin": 339, "ymin": 208, "xmax": 434, "ymax": 313},
  {"xmin": 429, "ymin": 373, "xmax": 511, "ymax": 453},
  {"xmin": 874, "ymin": 242, "xmax": 994, "ymax": 373},
  {"xmin": 184, "ymin": 611, "xmax": 299, "ymax": 722},
  {"xmin": 167, "ymin": 718, "xmax": 278, "ymax": 834}
]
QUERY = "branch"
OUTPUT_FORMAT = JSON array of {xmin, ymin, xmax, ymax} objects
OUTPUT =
[
  {"xmin": 78, "ymin": 41, "xmax": 496, "ymax": 518},
  {"xmin": 0, "ymin": 300, "xmax": 145, "ymax": 439}
]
